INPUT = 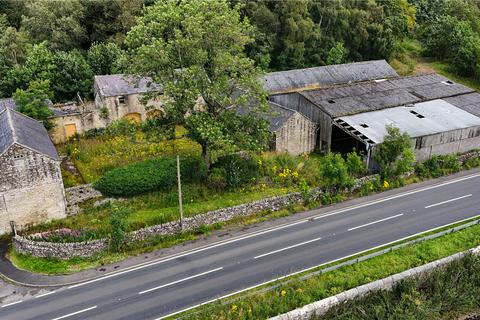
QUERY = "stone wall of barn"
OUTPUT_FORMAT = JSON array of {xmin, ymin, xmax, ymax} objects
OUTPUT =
[
  {"xmin": 0, "ymin": 144, "xmax": 66, "ymax": 234},
  {"xmin": 275, "ymin": 113, "xmax": 317, "ymax": 155}
]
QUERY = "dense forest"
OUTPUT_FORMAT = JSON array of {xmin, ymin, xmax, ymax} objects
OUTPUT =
[{"xmin": 1, "ymin": 0, "xmax": 479, "ymax": 104}]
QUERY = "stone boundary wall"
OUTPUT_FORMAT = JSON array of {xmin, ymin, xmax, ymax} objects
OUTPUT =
[
  {"xmin": 13, "ymin": 236, "xmax": 108, "ymax": 259},
  {"xmin": 13, "ymin": 174, "xmax": 381, "ymax": 259},
  {"xmin": 269, "ymin": 245, "xmax": 480, "ymax": 320},
  {"xmin": 65, "ymin": 184, "xmax": 103, "ymax": 215}
]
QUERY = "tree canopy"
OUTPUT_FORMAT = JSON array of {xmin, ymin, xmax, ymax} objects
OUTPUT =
[{"xmin": 124, "ymin": 0, "xmax": 271, "ymax": 168}]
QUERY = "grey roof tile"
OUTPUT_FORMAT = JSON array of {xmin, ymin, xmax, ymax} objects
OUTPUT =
[
  {"xmin": 94, "ymin": 74, "xmax": 162, "ymax": 97},
  {"xmin": 236, "ymin": 101, "xmax": 297, "ymax": 132},
  {"xmin": 0, "ymin": 108, "xmax": 58, "ymax": 160},
  {"xmin": 0, "ymin": 98, "xmax": 18, "ymax": 112}
]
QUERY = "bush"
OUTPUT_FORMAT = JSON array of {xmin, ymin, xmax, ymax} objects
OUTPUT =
[
  {"xmin": 207, "ymin": 168, "xmax": 228, "ymax": 190},
  {"xmin": 93, "ymin": 156, "xmax": 206, "ymax": 197},
  {"xmin": 212, "ymin": 154, "xmax": 259, "ymax": 189},
  {"xmin": 415, "ymin": 154, "xmax": 461, "ymax": 178},
  {"xmin": 105, "ymin": 119, "xmax": 138, "ymax": 138},
  {"xmin": 109, "ymin": 205, "xmax": 131, "ymax": 252}
]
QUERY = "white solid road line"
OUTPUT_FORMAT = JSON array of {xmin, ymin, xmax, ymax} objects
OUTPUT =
[
  {"xmin": 425, "ymin": 194, "xmax": 473, "ymax": 209},
  {"xmin": 254, "ymin": 237, "xmax": 322, "ymax": 259},
  {"xmin": 138, "ymin": 267, "xmax": 224, "ymax": 295},
  {"xmin": 154, "ymin": 213, "xmax": 480, "ymax": 320},
  {"xmin": 50, "ymin": 305, "xmax": 97, "ymax": 320},
  {"xmin": 68, "ymin": 173, "xmax": 480, "ymax": 290},
  {"xmin": 1, "ymin": 300, "xmax": 22, "ymax": 308},
  {"xmin": 347, "ymin": 213, "xmax": 404, "ymax": 231},
  {"xmin": 314, "ymin": 174, "xmax": 479, "ymax": 221},
  {"xmin": 35, "ymin": 291, "xmax": 56, "ymax": 298}
]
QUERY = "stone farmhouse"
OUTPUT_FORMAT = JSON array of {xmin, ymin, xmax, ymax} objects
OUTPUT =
[{"xmin": 0, "ymin": 105, "xmax": 66, "ymax": 234}]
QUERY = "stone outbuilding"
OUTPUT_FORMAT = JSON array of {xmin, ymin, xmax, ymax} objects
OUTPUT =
[
  {"xmin": 0, "ymin": 107, "xmax": 66, "ymax": 234},
  {"xmin": 237, "ymin": 102, "xmax": 317, "ymax": 155},
  {"xmin": 93, "ymin": 74, "xmax": 163, "ymax": 124},
  {"xmin": 48, "ymin": 75, "xmax": 163, "ymax": 143}
]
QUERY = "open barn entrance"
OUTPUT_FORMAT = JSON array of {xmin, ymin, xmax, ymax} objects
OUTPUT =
[{"xmin": 330, "ymin": 124, "xmax": 367, "ymax": 155}]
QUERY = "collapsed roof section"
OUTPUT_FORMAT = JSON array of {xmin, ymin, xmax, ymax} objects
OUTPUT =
[
  {"xmin": 301, "ymin": 73, "xmax": 474, "ymax": 118},
  {"xmin": 263, "ymin": 60, "xmax": 398, "ymax": 94}
]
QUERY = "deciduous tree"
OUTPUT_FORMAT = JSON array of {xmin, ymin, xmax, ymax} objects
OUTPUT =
[{"xmin": 124, "ymin": 0, "xmax": 270, "ymax": 169}]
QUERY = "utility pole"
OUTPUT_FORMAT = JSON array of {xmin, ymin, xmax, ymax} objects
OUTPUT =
[{"xmin": 176, "ymin": 155, "xmax": 184, "ymax": 230}]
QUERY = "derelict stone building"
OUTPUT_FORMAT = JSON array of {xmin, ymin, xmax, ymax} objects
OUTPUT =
[{"xmin": 0, "ymin": 106, "xmax": 66, "ymax": 234}]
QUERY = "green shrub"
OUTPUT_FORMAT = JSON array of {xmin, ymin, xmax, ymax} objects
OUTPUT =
[
  {"xmin": 109, "ymin": 205, "xmax": 131, "ymax": 252},
  {"xmin": 93, "ymin": 156, "xmax": 206, "ymax": 197},
  {"xmin": 207, "ymin": 168, "xmax": 228, "ymax": 190},
  {"xmin": 213, "ymin": 154, "xmax": 259, "ymax": 189},
  {"xmin": 415, "ymin": 154, "xmax": 461, "ymax": 178},
  {"xmin": 105, "ymin": 119, "xmax": 138, "ymax": 138}
]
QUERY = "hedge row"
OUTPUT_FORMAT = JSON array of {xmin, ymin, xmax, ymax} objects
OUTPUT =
[{"xmin": 93, "ymin": 157, "xmax": 206, "ymax": 197}]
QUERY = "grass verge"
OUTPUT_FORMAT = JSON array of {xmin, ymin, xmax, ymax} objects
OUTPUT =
[
  {"xmin": 172, "ymin": 221, "xmax": 480, "ymax": 320},
  {"xmin": 318, "ymin": 253, "xmax": 480, "ymax": 320}
]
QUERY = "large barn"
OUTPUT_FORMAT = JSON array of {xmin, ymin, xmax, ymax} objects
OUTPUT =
[{"xmin": 267, "ymin": 70, "xmax": 480, "ymax": 170}]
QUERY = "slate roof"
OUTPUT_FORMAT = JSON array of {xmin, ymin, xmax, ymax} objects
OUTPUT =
[
  {"xmin": 94, "ymin": 74, "xmax": 162, "ymax": 97},
  {"xmin": 0, "ymin": 98, "xmax": 18, "ymax": 112},
  {"xmin": 300, "ymin": 73, "xmax": 474, "ymax": 118},
  {"xmin": 236, "ymin": 101, "xmax": 301, "ymax": 132},
  {"xmin": 0, "ymin": 108, "xmax": 59, "ymax": 160},
  {"xmin": 263, "ymin": 60, "xmax": 398, "ymax": 94}
]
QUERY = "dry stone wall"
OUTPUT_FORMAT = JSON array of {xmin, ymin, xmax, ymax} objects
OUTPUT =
[
  {"xmin": 13, "ymin": 236, "xmax": 108, "ymax": 259},
  {"xmin": 12, "ymin": 175, "xmax": 380, "ymax": 259}
]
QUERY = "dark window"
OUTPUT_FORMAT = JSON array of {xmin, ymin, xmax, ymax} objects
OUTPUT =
[{"xmin": 118, "ymin": 96, "xmax": 126, "ymax": 104}]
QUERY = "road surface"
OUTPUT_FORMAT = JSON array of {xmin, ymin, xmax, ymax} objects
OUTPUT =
[{"xmin": 2, "ymin": 173, "xmax": 480, "ymax": 320}]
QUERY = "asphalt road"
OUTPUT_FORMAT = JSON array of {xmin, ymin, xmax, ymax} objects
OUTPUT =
[{"xmin": 2, "ymin": 173, "xmax": 480, "ymax": 320}]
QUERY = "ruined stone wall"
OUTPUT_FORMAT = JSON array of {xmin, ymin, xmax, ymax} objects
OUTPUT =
[
  {"xmin": 275, "ymin": 113, "xmax": 317, "ymax": 156},
  {"xmin": 0, "ymin": 144, "xmax": 66, "ymax": 234}
]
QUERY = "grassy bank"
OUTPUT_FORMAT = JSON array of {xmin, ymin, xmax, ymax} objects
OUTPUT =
[
  {"xmin": 318, "ymin": 253, "xmax": 480, "ymax": 320},
  {"xmin": 174, "ymin": 222, "xmax": 480, "ymax": 320}
]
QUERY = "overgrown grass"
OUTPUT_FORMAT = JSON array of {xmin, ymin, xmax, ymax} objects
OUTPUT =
[
  {"xmin": 59, "ymin": 127, "xmax": 201, "ymax": 183},
  {"xmin": 424, "ymin": 60, "xmax": 480, "ymax": 92},
  {"xmin": 21, "ymin": 184, "xmax": 294, "ymax": 239},
  {"xmin": 175, "ymin": 222, "xmax": 480, "ymax": 320},
  {"xmin": 318, "ymin": 253, "xmax": 480, "ymax": 320}
]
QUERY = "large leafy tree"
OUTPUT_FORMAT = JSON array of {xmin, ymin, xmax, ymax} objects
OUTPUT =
[
  {"xmin": 21, "ymin": 0, "xmax": 86, "ymax": 51},
  {"xmin": 87, "ymin": 42, "xmax": 122, "ymax": 75},
  {"xmin": 124, "ymin": 0, "xmax": 270, "ymax": 169},
  {"xmin": 52, "ymin": 50, "xmax": 93, "ymax": 101},
  {"xmin": 13, "ymin": 79, "xmax": 53, "ymax": 126}
]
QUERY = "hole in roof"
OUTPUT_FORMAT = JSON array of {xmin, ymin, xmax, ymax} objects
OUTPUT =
[
  {"xmin": 410, "ymin": 110, "xmax": 418, "ymax": 115},
  {"xmin": 360, "ymin": 123, "xmax": 369, "ymax": 128},
  {"xmin": 442, "ymin": 80, "xmax": 454, "ymax": 85},
  {"xmin": 416, "ymin": 114, "xmax": 425, "ymax": 119},
  {"xmin": 328, "ymin": 99, "xmax": 335, "ymax": 104}
]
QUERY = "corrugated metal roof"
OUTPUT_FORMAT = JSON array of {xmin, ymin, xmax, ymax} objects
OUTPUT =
[
  {"xmin": 94, "ymin": 74, "xmax": 162, "ymax": 97},
  {"xmin": 335, "ymin": 99, "xmax": 480, "ymax": 144},
  {"xmin": 236, "ymin": 101, "xmax": 298, "ymax": 132},
  {"xmin": 301, "ymin": 74, "xmax": 474, "ymax": 117},
  {"xmin": 0, "ymin": 108, "xmax": 59, "ymax": 160},
  {"xmin": 263, "ymin": 60, "xmax": 398, "ymax": 94}
]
